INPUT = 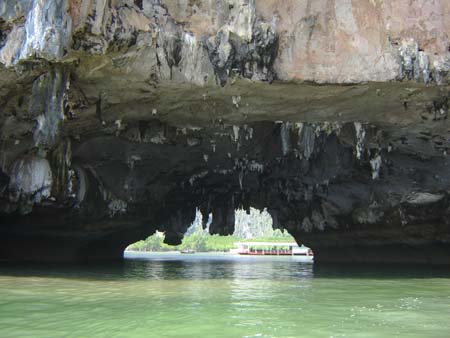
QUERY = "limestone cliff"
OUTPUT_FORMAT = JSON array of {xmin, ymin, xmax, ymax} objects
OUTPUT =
[{"xmin": 0, "ymin": 0, "xmax": 449, "ymax": 263}]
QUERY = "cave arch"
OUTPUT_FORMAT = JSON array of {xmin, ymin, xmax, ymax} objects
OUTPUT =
[{"xmin": 2, "ymin": 119, "xmax": 449, "ymax": 264}]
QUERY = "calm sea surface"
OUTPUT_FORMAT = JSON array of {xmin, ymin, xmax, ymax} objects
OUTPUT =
[{"xmin": 0, "ymin": 252, "xmax": 449, "ymax": 338}]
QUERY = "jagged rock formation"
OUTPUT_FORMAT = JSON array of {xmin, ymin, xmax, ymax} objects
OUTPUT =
[{"xmin": 0, "ymin": 0, "xmax": 450, "ymax": 263}]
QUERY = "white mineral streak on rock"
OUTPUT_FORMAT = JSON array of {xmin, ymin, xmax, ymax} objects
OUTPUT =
[
  {"xmin": 178, "ymin": 32, "xmax": 214, "ymax": 85},
  {"xmin": 232, "ymin": 95, "xmax": 241, "ymax": 108},
  {"xmin": 0, "ymin": 24, "xmax": 26, "ymax": 66},
  {"xmin": 354, "ymin": 122, "xmax": 366, "ymax": 160},
  {"xmin": 248, "ymin": 127, "xmax": 253, "ymax": 139},
  {"xmin": 301, "ymin": 217, "xmax": 313, "ymax": 233},
  {"xmin": 280, "ymin": 122, "xmax": 291, "ymax": 156},
  {"xmin": 353, "ymin": 206, "xmax": 384, "ymax": 225},
  {"xmin": 248, "ymin": 161, "xmax": 264, "ymax": 173},
  {"xmin": 67, "ymin": 169, "xmax": 75, "ymax": 197},
  {"xmin": 433, "ymin": 55, "xmax": 450, "ymax": 85},
  {"xmin": 35, "ymin": 114, "xmax": 46, "ymax": 138},
  {"xmin": 149, "ymin": 131, "xmax": 166, "ymax": 144},
  {"xmin": 296, "ymin": 123, "xmax": 315, "ymax": 160},
  {"xmin": 295, "ymin": 122, "xmax": 304, "ymax": 138},
  {"xmin": 214, "ymin": 168, "xmax": 232, "ymax": 175},
  {"xmin": 213, "ymin": 27, "xmax": 232, "ymax": 68},
  {"xmin": 73, "ymin": 165, "xmax": 87, "ymax": 204},
  {"xmin": 304, "ymin": 126, "xmax": 315, "ymax": 160},
  {"xmin": 32, "ymin": 68, "xmax": 69, "ymax": 146},
  {"xmin": 397, "ymin": 38, "xmax": 439, "ymax": 83},
  {"xmin": 232, "ymin": 125, "xmax": 240, "ymax": 142},
  {"xmin": 108, "ymin": 199, "xmax": 127, "ymax": 217},
  {"xmin": 9, "ymin": 156, "xmax": 52, "ymax": 203},
  {"xmin": 399, "ymin": 39, "xmax": 418, "ymax": 78},
  {"xmin": 18, "ymin": 0, "xmax": 72, "ymax": 62},
  {"xmin": 404, "ymin": 192, "xmax": 445, "ymax": 205},
  {"xmin": 418, "ymin": 51, "xmax": 431, "ymax": 83},
  {"xmin": 90, "ymin": 0, "xmax": 108, "ymax": 35},
  {"xmin": 238, "ymin": 169, "xmax": 244, "ymax": 190},
  {"xmin": 189, "ymin": 170, "xmax": 208, "ymax": 186},
  {"xmin": 227, "ymin": 0, "xmax": 255, "ymax": 42},
  {"xmin": 187, "ymin": 137, "xmax": 200, "ymax": 146},
  {"xmin": 127, "ymin": 154, "xmax": 141, "ymax": 169},
  {"xmin": 311, "ymin": 210, "xmax": 325, "ymax": 231},
  {"xmin": 370, "ymin": 154, "xmax": 382, "ymax": 180},
  {"xmin": 294, "ymin": 122, "xmax": 304, "ymax": 159}
]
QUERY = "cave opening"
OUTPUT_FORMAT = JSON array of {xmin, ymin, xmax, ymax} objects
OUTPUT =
[{"xmin": 125, "ymin": 207, "xmax": 305, "ymax": 255}]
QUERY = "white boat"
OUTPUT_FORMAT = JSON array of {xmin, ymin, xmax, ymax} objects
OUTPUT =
[{"xmin": 235, "ymin": 242, "xmax": 313, "ymax": 256}]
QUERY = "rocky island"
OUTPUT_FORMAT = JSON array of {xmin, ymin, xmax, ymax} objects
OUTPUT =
[{"xmin": 0, "ymin": 0, "xmax": 449, "ymax": 264}]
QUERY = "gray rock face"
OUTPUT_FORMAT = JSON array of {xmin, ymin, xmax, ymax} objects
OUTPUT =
[
  {"xmin": 31, "ymin": 66, "xmax": 70, "ymax": 146},
  {"xmin": 0, "ymin": 0, "xmax": 449, "ymax": 263},
  {"xmin": 0, "ymin": 0, "xmax": 71, "ymax": 65},
  {"xmin": 7, "ymin": 156, "xmax": 52, "ymax": 214}
]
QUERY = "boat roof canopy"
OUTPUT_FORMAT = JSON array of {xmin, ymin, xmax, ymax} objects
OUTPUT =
[{"xmin": 237, "ymin": 242, "xmax": 300, "ymax": 247}]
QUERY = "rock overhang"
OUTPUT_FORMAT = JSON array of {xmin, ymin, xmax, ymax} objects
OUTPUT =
[{"xmin": 0, "ymin": 0, "xmax": 449, "ymax": 263}]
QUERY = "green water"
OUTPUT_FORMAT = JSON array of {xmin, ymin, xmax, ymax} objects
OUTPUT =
[{"xmin": 0, "ymin": 253, "xmax": 450, "ymax": 338}]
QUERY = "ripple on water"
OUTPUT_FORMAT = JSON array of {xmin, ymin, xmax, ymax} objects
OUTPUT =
[{"xmin": 0, "ymin": 253, "xmax": 449, "ymax": 338}]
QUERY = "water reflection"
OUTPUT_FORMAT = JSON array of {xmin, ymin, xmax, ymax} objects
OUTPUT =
[
  {"xmin": 0, "ymin": 253, "xmax": 450, "ymax": 338},
  {"xmin": 124, "ymin": 252, "xmax": 315, "ymax": 281},
  {"xmin": 0, "ymin": 252, "xmax": 449, "ymax": 281}
]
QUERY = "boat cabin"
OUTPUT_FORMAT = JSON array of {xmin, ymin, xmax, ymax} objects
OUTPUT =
[{"xmin": 236, "ymin": 242, "xmax": 313, "ymax": 256}]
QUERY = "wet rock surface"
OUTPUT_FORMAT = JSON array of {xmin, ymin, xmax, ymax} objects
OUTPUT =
[{"xmin": 0, "ymin": 0, "xmax": 450, "ymax": 263}]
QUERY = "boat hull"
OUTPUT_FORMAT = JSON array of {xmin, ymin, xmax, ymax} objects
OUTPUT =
[{"xmin": 238, "ymin": 252, "xmax": 312, "ymax": 256}]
